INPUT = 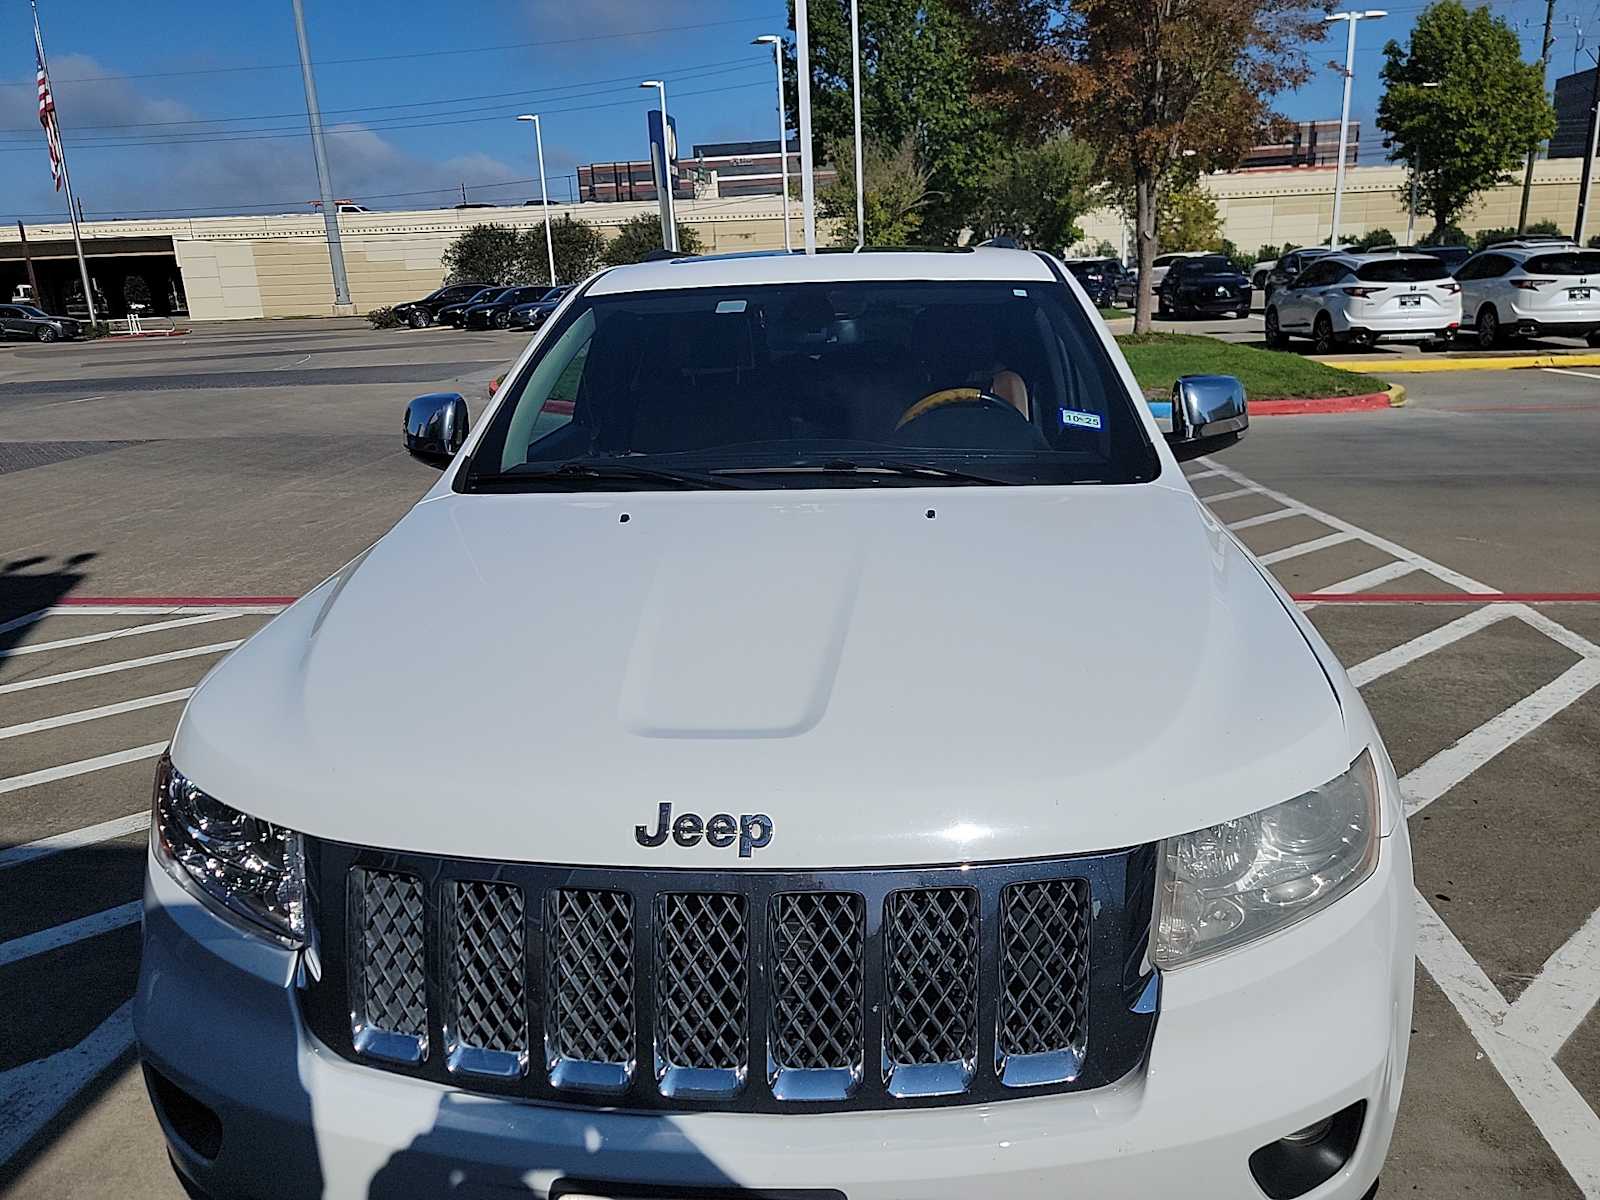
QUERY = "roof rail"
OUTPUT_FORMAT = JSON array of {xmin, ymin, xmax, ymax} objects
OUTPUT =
[{"xmin": 1484, "ymin": 235, "xmax": 1575, "ymax": 250}]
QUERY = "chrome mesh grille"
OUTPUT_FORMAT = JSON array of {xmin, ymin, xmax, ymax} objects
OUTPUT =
[
  {"xmin": 549, "ymin": 888, "xmax": 635, "ymax": 1065},
  {"xmin": 447, "ymin": 881, "xmax": 526, "ymax": 1055},
  {"xmin": 883, "ymin": 888, "xmax": 979, "ymax": 1067},
  {"xmin": 999, "ymin": 880, "xmax": 1090, "ymax": 1058},
  {"xmin": 769, "ymin": 892, "xmax": 864, "ymax": 1071},
  {"xmin": 352, "ymin": 869, "xmax": 426, "ymax": 1038},
  {"xmin": 655, "ymin": 892, "xmax": 747, "ymax": 1071}
]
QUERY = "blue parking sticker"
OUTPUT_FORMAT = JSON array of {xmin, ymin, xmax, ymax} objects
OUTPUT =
[{"xmin": 1059, "ymin": 408, "xmax": 1104, "ymax": 430}]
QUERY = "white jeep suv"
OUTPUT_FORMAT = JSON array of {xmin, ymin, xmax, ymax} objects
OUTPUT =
[
  {"xmin": 136, "ymin": 248, "xmax": 1413, "ymax": 1200},
  {"xmin": 1457, "ymin": 239, "xmax": 1600, "ymax": 348},
  {"xmin": 1266, "ymin": 251, "xmax": 1461, "ymax": 352}
]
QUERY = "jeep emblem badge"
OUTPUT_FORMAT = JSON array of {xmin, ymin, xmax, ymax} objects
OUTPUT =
[{"xmin": 635, "ymin": 803, "xmax": 773, "ymax": 857}]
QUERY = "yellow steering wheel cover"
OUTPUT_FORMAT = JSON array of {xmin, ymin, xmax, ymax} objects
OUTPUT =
[{"xmin": 896, "ymin": 387, "xmax": 984, "ymax": 430}]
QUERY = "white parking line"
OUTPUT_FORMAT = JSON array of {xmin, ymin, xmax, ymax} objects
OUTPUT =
[
  {"xmin": 1, "ymin": 611, "xmax": 242, "ymax": 659},
  {"xmin": 0, "ymin": 609, "xmax": 48, "ymax": 638},
  {"xmin": 1400, "ymin": 659, "xmax": 1600, "ymax": 817},
  {"xmin": 0, "ymin": 1001, "xmax": 133, "ymax": 1170},
  {"xmin": 1505, "ymin": 905, "xmax": 1600, "ymax": 1058},
  {"xmin": 1543, "ymin": 367, "xmax": 1600, "ymax": 383},
  {"xmin": 0, "ymin": 812, "xmax": 151, "ymax": 871},
  {"xmin": 1256, "ymin": 530, "xmax": 1359, "ymax": 565},
  {"xmin": 0, "ymin": 689, "xmax": 192, "ymax": 741},
  {"xmin": 0, "ymin": 741, "xmax": 168, "ymax": 797},
  {"xmin": 1196, "ymin": 485, "xmax": 1258, "ymax": 502},
  {"xmin": 0, "ymin": 903, "xmax": 142, "ymax": 969},
  {"xmin": 0, "ymin": 640, "xmax": 240, "ymax": 695},
  {"xmin": 1314, "ymin": 559, "xmax": 1419, "ymax": 595},
  {"xmin": 1226, "ymin": 508, "xmax": 1299, "ymax": 530},
  {"xmin": 1347, "ymin": 605, "xmax": 1511, "ymax": 686}
]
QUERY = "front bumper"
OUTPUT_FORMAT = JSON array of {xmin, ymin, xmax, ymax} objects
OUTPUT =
[
  {"xmin": 137, "ymin": 835, "xmax": 1412, "ymax": 1200},
  {"xmin": 1176, "ymin": 291, "xmax": 1251, "ymax": 314}
]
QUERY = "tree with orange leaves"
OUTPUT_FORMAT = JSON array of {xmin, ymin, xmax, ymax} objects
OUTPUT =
[{"xmin": 963, "ymin": 0, "xmax": 1330, "ymax": 332}]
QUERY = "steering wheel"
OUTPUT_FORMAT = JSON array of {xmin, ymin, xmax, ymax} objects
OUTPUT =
[{"xmin": 896, "ymin": 387, "xmax": 1010, "ymax": 430}]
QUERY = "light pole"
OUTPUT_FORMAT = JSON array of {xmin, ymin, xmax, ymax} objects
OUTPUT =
[
  {"xmin": 516, "ymin": 115, "xmax": 557, "ymax": 286},
  {"xmin": 795, "ymin": 0, "xmax": 818, "ymax": 253},
  {"xmin": 753, "ymin": 36, "xmax": 792, "ymax": 252},
  {"xmin": 639, "ymin": 80, "xmax": 678, "ymax": 253},
  {"xmin": 1326, "ymin": 9, "xmax": 1386, "ymax": 249},
  {"xmin": 1403, "ymin": 82, "xmax": 1440, "ymax": 246},
  {"xmin": 291, "ymin": 0, "xmax": 353, "ymax": 313},
  {"xmin": 849, "ymin": 0, "xmax": 865, "ymax": 249}
]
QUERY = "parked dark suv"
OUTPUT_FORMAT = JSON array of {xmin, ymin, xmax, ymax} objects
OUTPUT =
[
  {"xmin": 1062, "ymin": 258, "xmax": 1126, "ymax": 307},
  {"xmin": 461, "ymin": 285, "xmax": 553, "ymax": 329},
  {"xmin": 391, "ymin": 283, "xmax": 494, "ymax": 329},
  {"xmin": 0, "ymin": 303, "xmax": 80, "ymax": 342},
  {"xmin": 1157, "ymin": 255, "xmax": 1251, "ymax": 319},
  {"xmin": 1263, "ymin": 248, "xmax": 1335, "ymax": 305}
]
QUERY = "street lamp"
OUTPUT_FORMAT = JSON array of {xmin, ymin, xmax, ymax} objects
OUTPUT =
[
  {"xmin": 1326, "ymin": 9, "xmax": 1386, "ymax": 248},
  {"xmin": 515, "ymin": 114, "xmax": 556, "ymax": 286},
  {"xmin": 639, "ymin": 80, "xmax": 678, "ymax": 253},
  {"xmin": 848, "ymin": 0, "xmax": 865, "ymax": 249},
  {"xmin": 753, "ymin": 36, "xmax": 792, "ymax": 253},
  {"xmin": 1403, "ymin": 82, "xmax": 1440, "ymax": 246}
]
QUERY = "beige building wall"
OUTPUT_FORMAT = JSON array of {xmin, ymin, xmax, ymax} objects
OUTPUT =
[{"xmin": 171, "ymin": 240, "xmax": 264, "ymax": 321}]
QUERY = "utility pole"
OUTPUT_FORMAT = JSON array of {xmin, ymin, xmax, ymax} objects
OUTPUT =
[
  {"xmin": 795, "ymin": 0, "xmax": 819, "ymax": 253},
  {"xmin": 849, "ymin": 0, "xmax": 865, "ymax": 250},
  {"xmin": 753, "ymin": 36, "xmax": 792, "ymax": 252},
  {"xmin": 291, "ymin": 0, "xmax": 353, "ymax": 314},
  {"xmin": 1576, "ymin": 53, "xmax": 1600, "ymax": 243},
  {"xmin": 1519, "ymin": 0, "xmax": 1558, "ymax": 233},
  {"xmin": 516, "ymin": 114, "xmax": 556, "ymax": 285},
  {"xmin": 1326, "ymin": 10, "xmax": 1387, "ymax": 248},
  {"xmin": 17, "ymin": 223, "xmax": 41, "ymax": 302}
]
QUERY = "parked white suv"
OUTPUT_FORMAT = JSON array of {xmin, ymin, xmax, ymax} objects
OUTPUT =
[
  {"xmin": 1457, "ymin": 239, "xmax": 1600, "ymax": 348},
  {"xmin": 136, "ymin": 248, "xmax": 1413, "ymax": 1200},
  {"xmin": 1266, "ymin": 252, "xmax": 1461, "ymax": 352}
]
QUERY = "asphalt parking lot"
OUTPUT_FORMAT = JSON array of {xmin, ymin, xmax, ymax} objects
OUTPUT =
[{"xmin": 1, "ymin": 321, "xmax": 1598, "ymax": 1198}]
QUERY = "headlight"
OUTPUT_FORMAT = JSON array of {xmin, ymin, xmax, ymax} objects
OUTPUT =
[
  {"xmin": 152, "ymin": 755, "xmax": 307, "ymax": 947},
  {"xmin": 1153, "ymin": 750, "xmax": 1380, "ymax": 969}
]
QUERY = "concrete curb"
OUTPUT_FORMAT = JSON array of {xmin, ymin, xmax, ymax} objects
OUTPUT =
[
  {"xmin": 1312, "ymin": 351, "xmax": 1600, "ymax": 374},
  {"xmin": 1148, "ymin": 386, "xmax": 1402, "ymax": 420}
]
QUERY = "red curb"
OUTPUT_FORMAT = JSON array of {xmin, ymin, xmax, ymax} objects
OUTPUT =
[
  {"xmin": 1251, "ymin": 393, "xmax": 1393, "ymax": 415},
  {"xmin": 1291, "ymin": 592, "xmax": 1600, "ymax": 604},
  {"xmin": 54, "ymin": 596, "xmax": 297, "ymax": 607}
]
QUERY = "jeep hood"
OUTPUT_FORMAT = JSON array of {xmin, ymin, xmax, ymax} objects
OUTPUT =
[{"xmin": 174, "ymin": 482, "xmax": 1352, "ymax": 870}]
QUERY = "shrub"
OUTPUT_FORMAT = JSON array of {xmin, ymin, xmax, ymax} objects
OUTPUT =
[{"xmin": 366, "ymin": 306, "xmax": 403, "ymax": 329}]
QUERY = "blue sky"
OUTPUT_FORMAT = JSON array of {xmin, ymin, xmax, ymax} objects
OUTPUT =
[{"xmin": 0, "ymin": 0, "xmax": 1576, "ymax": 221}]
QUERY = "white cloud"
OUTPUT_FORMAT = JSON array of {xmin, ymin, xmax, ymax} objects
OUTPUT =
[{"xmin": 0, "ymin": 54, "xmax": 524, "ymax": 219}]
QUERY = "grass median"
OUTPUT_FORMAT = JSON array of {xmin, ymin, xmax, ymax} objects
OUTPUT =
[{"xmin": 1116, "ymin": 333, "xmax": 1377, "ymax": 400}]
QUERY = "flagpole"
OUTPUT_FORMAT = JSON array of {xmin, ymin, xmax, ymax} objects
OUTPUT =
[{"xmin": 32, "ymin": 0, "xmax": 96, "ymax": 326}]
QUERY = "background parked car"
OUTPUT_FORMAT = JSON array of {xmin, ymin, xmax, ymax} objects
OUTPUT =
[
  {"xmin": 1263, "ymin": 247, "xmax": 1335, "ymax": 305},
  {"xmin": 1409, "ymin": 244, "xmax": 1473, "ymax": 276},
  {"xmin": 1157, "ymin": 254, "xmax": 1252, "ymax": 319},
  {"xmin": 1456, "ymin": 240, "xmax": 1600, "ymax": 348},
  {"xmin": 507, "ymin": 286, "xmax": 574, "ymax": 330},
  {"xmin": 391, "ymin": 283, "xmax": 494, "ymax": 329},
  {"xmin": 1061, "ymin": 257, "xmax": 1127, "ymax": 307},
  {"xmin": 436, "ymin": 287, "xmax": 508, "ymax": 328},
  {"xmin": 1112, "ymin": 268, "xmax": 1140, "ymax": 308},
  {"xmin": 461, "ymin": 285, "xmax": 552, "ymax": 329},
  {"xmin": 1264, "ymin": 252, "xmax": 1461, "ymax": 352},
  {"xmin": 0, "ymin": 303, "xmax": 80, "ymax": 342},
  {"xmin": 1251, "ymin": 259, "xmax": 1276, "ymax": 292},
  {"xmin": 1146, "ymin": 250, "xmax": 1211, "ymax": 294}
]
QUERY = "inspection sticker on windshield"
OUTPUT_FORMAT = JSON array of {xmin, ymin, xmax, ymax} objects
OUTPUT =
[
  {"xmin": 1059, "ymin": 408, "xmax": 1103, "ymax": 430},
  {"xmin": 715, "ymin": 299, "xmax": 748, "ymax": 314}
]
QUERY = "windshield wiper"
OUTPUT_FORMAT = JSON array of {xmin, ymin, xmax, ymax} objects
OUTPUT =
[
  {"xmin": 713, "ymin": 457, "xmax": 1014, "ymax": 485},
  {"xmin": 474, "ymin": 461, "xmax": 746, "ymax": 490}
]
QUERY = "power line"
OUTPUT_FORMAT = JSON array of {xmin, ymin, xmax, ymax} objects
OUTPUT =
[{"xmin": 50, "ymin": 14, "xmax": 785, "ymax": 84}]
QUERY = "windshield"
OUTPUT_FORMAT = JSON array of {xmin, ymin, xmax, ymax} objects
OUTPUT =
[
  {"xmin": 1186, "ymin": 256, "xmax": 1232, "ymax": 274},
  {"xmin": 1355, "ymin": 259, "xmax": 1449, "ymax": 283},
  {"xmin": 1525, "ymin": 251, "xmax": 1600, "ymax": 276},
  {"xmin": 465, "ymin": 279, "xmax": 1160, "ymax": 491}
]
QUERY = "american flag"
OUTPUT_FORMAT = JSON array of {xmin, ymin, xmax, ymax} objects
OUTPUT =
[{"xmin": 35, "ymin": 22, "xmax": 64, "ymax": 192}]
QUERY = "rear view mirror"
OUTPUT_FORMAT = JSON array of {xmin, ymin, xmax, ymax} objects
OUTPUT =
[
  {"xmin": 1165, "ymin": 374, "xmax": 1247, "ymax": 462},
  {"xmin": 404, "ymin": 392, "xmax": 469, "ymax": 468}
]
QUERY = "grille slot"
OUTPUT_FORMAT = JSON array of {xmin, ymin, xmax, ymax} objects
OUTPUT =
[
  {"xmin": 655, "ymin": 892, "xmax": 748, "ymax": 1097},
  {"xmin": 444, "ymin": 881, "xmax": 528, "ymax": 1077},
  {"xmin": 547, "ymin": 888, "xmax": 636, "ymax": 1092},
  {"xmin": 349, "ymin": 868, "xmax": 428, "ymax": 1064},
  {"xmin": 768, "ymin": 892, "xmax": 864, "ymax": 1098},
  {"xmin": 882, "ymin": 887, "xmax": 979, "ymax": 1096},
  {"xmin": 997, "ymin": 879, "xmax": 1090, "ymax": 1087}
]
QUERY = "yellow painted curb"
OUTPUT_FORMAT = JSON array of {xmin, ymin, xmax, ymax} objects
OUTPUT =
[
  {"xmin": 1386, "ymin": 383, "xmax": 1406, "ymax": 408},
  {"xmin": 1311, "ymin": 351, "xmax": 1600, "ymax": 374}
]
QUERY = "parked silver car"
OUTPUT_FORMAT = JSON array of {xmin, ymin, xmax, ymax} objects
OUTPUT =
[{"xmin": 0, "ymin": 303, "xmax": 81, "ymax": 342}]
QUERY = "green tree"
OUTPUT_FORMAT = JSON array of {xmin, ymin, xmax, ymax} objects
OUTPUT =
[
  {"xmin": 972, "ymin": 134, "xmax": 1098, "ymax": 251},
  {"xmin": 526, "ymin": 215, "xmax": 608, "ymax": 285},
  {"xmin": 1157, "ymin": 185, "xmax": 1223, "ymax": 252},
  {"xmin": 122, "ymin": 274, "xmax": 152, "ymax": 309},
  {"xmin": 1089, "ymin": 239, "xmax": 1118, "ymax": 259},
  {"xmin": 966, "ymin": 0, "xmax": 1327, "ymax": 332},
  {"xmin": 600, "ymin": 213, "xmax": 703, "ymax": 266},
  {"xmin": 441, "ymin": 224, "xmax": 525, "ymax": 284},
  {"xmin": 1350, "ymin": 227, "xmax": 1397, "ymax": 252},
  {"xmin": 1378, "ymin": 1, "xmax": 1555, "ymax": 240},
  {"xmin": 787, "ymin": 0, "xmax": 1001, "ymax": 244},
  {"xmin": 1418, "ymin": 222, "xmax": 1468, "ymax": 248},
  {"xmin": 818, "ymin": 135, "xmax": 932, "ymax": 246}
]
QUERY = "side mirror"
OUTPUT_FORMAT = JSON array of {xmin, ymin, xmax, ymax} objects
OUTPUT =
[
  {"xmin": 1165, "ymin": 374, "xmax": 1247, "ymax": 462},
  {"xmin": 404, "ymin": 392, "xmax": 469, "ymax": 468}
]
